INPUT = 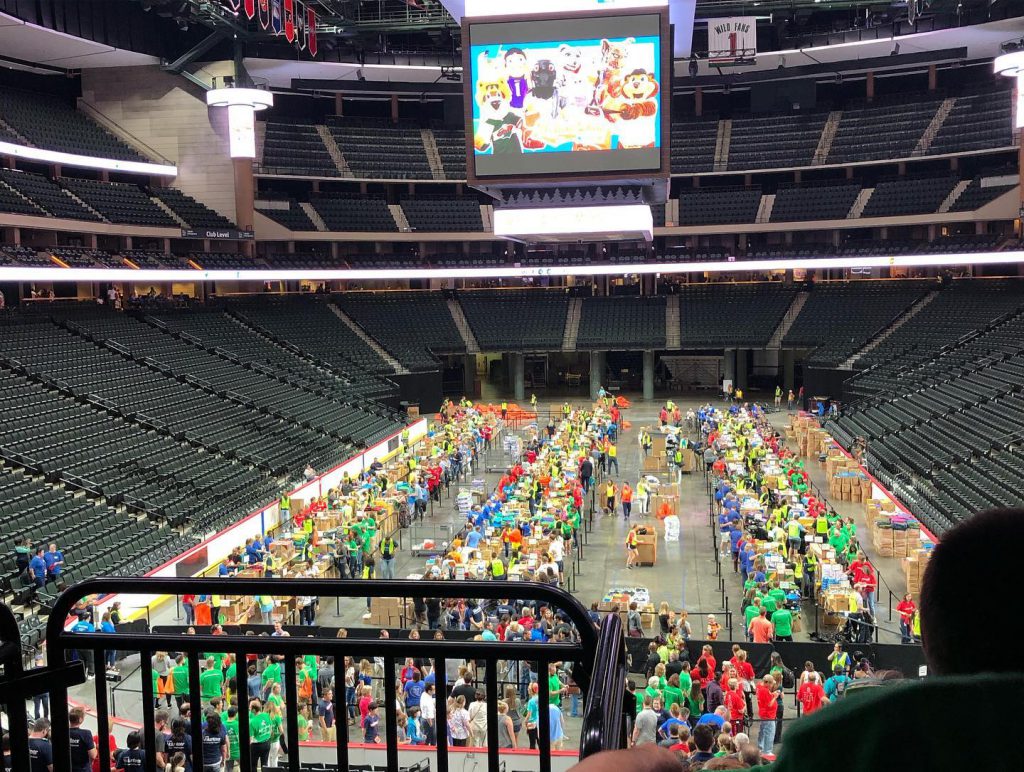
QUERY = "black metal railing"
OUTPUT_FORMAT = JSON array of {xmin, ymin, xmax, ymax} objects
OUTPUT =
[{"xmin": 30, "ymin": 577, "xmax": 623, "ymax": 772}]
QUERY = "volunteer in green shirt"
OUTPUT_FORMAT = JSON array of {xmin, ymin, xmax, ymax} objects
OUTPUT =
[
  {"xmin": 172, "ymin": 655, "xmax": 190, "ymax": 707},
  {"xmin": 771, "ymin": 607, "xmax": 794, "ymax": 641},
  {"xmin": 662, "ymin": 675, "xmax": 684, "ymax": 710},
  {"xmin": 744, "ymin": 598, "xmax": 763, "ymax": 635},
  {"xmin": 248, "ymin": 700, "xmax": 273, "ymax": 766},
  {"xmin": 547, "ymin": 664, "xmax": 564, "ymax": 707},
  {"xmin": 225, "ymin": 707, "xmax": 240, "ymax": 767},
  {"xmin": 200, "ymin": 657, "xmax": 225, "ymax": 703},
  {"xmin": 261, "ymin": 657, "xmax": 282, "ymax": 699}
]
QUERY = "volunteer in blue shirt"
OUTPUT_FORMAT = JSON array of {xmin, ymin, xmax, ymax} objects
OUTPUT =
[
  {"xmin": 465, "ymin": 527, "xmax": 483, "ymax": 550},
  {"xmin": 29, "ymin": 547, "xmax": 48, "ymax": 588},
  {"xmin": 71, "ymin": 612, "xmax": 96, "ymax": 678},
  {"xmin": 43, "ymin": 544, "xmax": 64, "ymax": 580}
]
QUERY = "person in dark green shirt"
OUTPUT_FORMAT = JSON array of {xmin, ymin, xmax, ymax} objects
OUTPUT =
[
  {"xmin": 771, "ymin": 607, "xmax": 793, "ymax": 641},
  {"xmin": 200, "ymin": 657, "xmax": 224, "ymax": 703},
  {"xmin": 224, "ymin": 707, "xmax": 240, "ymax": 766},
  {"xmin": 172, "ymin": 655, "xmax": 190, "ymax": 708}
]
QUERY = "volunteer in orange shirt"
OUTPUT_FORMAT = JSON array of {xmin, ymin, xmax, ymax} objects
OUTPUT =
[{"xmin": 621, "ymin": 483, "xmax": 633, "ymax": 520}]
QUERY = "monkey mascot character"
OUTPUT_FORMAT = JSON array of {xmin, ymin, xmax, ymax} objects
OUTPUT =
[
  {"xmin": 606, "ymin": 68, "xmax": 659, "ymax": 148},
  {"xmin": 473, "ymin": 78, "xmax": 524, "ymax": 154},
  {"xmin": 523, "ymin": 58, "xmax": 560, "ymax": 149}
]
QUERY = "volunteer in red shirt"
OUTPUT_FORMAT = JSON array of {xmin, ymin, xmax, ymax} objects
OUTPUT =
[
  {"xmin": 755, "ymin": 675, "xmax": 780, "ymax": 756},
  {"xmin": 724, "ymin": 678, "xmax": 746, "ymax": 733},
  {"xmin": 797, "ymin": 673, "xmax": 825, "ymax": 715},
  {"xmin": 896, "ymin": 592, "xmax": 917, "ymax": 644}
]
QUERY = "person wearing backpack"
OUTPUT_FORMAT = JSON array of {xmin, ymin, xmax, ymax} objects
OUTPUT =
[
  {"xmin": 824, "ymin": 666, "xmax": 852, "ymax": 702},
  {"xmin": 295, "ymin": 657, "xmax": 314, "ymax": 708}
]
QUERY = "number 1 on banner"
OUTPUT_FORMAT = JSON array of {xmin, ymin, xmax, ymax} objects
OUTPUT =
[{"xmin": 728, "ymin": 31, "xmax": 737, "ymax": 58}]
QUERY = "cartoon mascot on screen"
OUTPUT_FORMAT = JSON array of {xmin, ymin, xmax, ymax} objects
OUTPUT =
[
  {"xmin": 605, "ymin": 68, "xmax": 660, "ymax": 148},
  {"xmin": 590, "ymin": 37, "xmax": 635, "ymax": 116},
  {"xmin": 522, "ymin": 58, "xmax": 560, "ymax": 149},
  {"xmin": 473, "ymin": 52, "xmax": 524, "ymax": 155}
]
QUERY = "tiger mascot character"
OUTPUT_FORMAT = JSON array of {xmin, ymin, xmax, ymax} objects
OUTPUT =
[{"xmin": 606, "ymin": 68, "xmax": 659, "ymax": 148}]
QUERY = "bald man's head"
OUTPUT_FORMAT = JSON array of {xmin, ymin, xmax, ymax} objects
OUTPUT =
[{"xmin": 921, "ymin": 507, "xmax": 1023, "ymax": 675}]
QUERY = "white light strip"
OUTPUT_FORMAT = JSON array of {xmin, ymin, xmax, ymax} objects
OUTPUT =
[
  {"xmin": 0, "ymin": 141, "xmax": 177, "ymax": 177},
  {"xmin": 465, "ymin": 0, "xmax": 667, "ymax": 16},
  {"xmin": 493, "ymin": 204, "xmax": 653, "ymax": 241},
  {"xmin": 2, "ymin": 251, "xmax": 1021, "ymax": 282},
  {"xmin": 206, "ymin": 88, "xmax": 275, "ymax": 110}
]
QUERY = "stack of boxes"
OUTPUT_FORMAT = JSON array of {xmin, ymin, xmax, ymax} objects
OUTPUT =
[
  {"xmin": 901, "ymin": 549, "xmax": 931, "ymax": 599},
  {"xmin": 366, "ymin": 596, "xmax": 414, "ymax": 627}
]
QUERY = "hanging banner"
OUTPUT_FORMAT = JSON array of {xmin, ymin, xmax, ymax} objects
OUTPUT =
[
  {"xmin": 258, "ymin": 0, "xmax": 270, "ymax": 29},
  {"xmin": 283, "ymin": 0, "xmax": 295, "ymax": 42},
  {"xmin": 271, "ymin": 0, "xmax": 283, "ymax": 35},
  {"xmin": 295, "ymin": 1, "xmax": 307, "ymax": 50},
  {"xmin": 244, "ymin": 0, "xmax": 255, "ymax": 19},
  {"xmin": 706, "ymin": 17, "xmax": 757, "ymax": 65},
  {"xmin": 306, "ymin": 5, "xmax": 317, "ymax": 56}
]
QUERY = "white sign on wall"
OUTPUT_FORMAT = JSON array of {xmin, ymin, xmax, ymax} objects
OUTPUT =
[{"xmin": 707, "ymin": 17, "xmax": 757, "ymax": 65}]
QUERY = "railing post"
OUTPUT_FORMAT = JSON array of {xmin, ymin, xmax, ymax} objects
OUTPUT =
[
  {"xmin": 486, "ymin": 656, "xmax": 500, "ymax": 771},
  {"xmin": 139, "ymin": 648, "xmax": 157, "ymax": 772},
  {"xmin": 284, "ymin": 655, "xmax": 300, "ymax": 772},
  {"xmin": 435, "ymin": 655, "xmax": 449, "ymax": 772},
  {"xmin": 188, "ymin": 653, "xmax": 203, "ymax": 772},
  {"xmin": 234, "ymin": 649, "xmax": 252, "ymax": 772},
  {"xmin": 383, "ymin": 656, "xmax": 400, "ymax": 772},
  {"xmin": 538, "ymin": 657, "xmax": 552, "ymax": 772}
]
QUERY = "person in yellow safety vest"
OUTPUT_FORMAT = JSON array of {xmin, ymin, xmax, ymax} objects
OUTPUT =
[
  {"xmin": 263, "ymin": 550, "xmax": 277, "ymax": 579},
  {"xmin": 401, "ymin": 428, "xmax": 410, "ymax": 447},
  {"xmin": 638, "ymin": 429, "xmax": 650, "ymax": 457},
  {"xmin": 280, "ymin": 494, "xmax": 291, "ymax": 521},
  {"xmin": 636, "ymin": 478, "xmax": 648, "ymax": 516},
  {"xmin": 607, "ymin": 442, "xmax": 619, "ymax": 475},
  {"xmin": 380, "ymin": 535, "xmax": 397, "ymax": 580},
  {"xmin": 804, "ymin": 553, "xmax": 817, "ymax": 599},
  {"xmin": 501, "ymin": 401, "xmax": 508, "ymax": 420},
  {"xmin": 604, "ymin": 480, "xmax": 617, "ymax": 514},
  {"xmin": 673, "ymin": 447, "xmax": 683, "ymax": 469},
  {"xmin": 530, "ymin": 393, "xmax": 537, "ymax": 411},
  {"xmin": 490, "ymin": 556, "xmax": 506, "ymax": 580},
  {"xmin": 736, "ymin": 388, "xmax": 744, "ymax": 401},
  {"xmin": 815, "ymin": 513, "xmax": 829, "ymax": 536},
  {"xmin": 786, "ymin": 517, "xmax": 803, "ymax": 560}
]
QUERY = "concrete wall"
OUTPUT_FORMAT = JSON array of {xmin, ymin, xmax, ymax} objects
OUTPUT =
[{"xmin": 80, "ymin": 63, "xmax": 237, "ymax": 222}]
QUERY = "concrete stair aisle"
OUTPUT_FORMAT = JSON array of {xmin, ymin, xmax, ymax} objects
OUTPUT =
[
  {"xmin": 480, "ymin": 204, "xmax": 493, "ymax": 231},
  {"xmin": 328, "ymin": 303, "xmax": 410, "ymax": 375},
  {"xmin": 938, "ymin": 180, "xmax": 971, "ymax": 213},
  {"xmin": 755, "ymin": 193, "xmax": 775, "ymax": 223},
  {"xmin": 562, "ymin": 297, "xmax": 582, "ymax": 351},
  {"xmin": 300, "ymin": 202, "xmax": 328, "ymax": 231},
  {"xmin": 713, "ymin": 119, "xmax": 732, "ymax": 172},
  {"xmin": 389, "ymin": 204, "xmax": 411, "ymax": 232},
  {"xmin": 665, "ymin": 295, "xmax": 681, "ymax": 348},
  {"xmin": 839, "ymin": 291, "xmax": 939, "ymax": 369},
  {"xmin": 847, "ymin": 188, "xmax": 874, "ymax": 219},
  {"xmin": 151, "ymin": 198, "xmax": 189, "ymax": 228},
  {"xmin": 913, "ymin": 97, "xmax": 957, "ymax": 156},
  {"xmin": 813, "ymin": 110, "xmax": 842, "ymax": 165},
  {"xmin": 0, "ymin": 116, "xmax": 30, "ymax": 145},
  {"xmin": 316, "ymin": 125, "xmax": 353, "ymax": 177},
  {"xmin": 61, "ymin": 188, "xmax": 108, "ymax": 223},
  {"xmin": 447, "ymin": 299, "xmax": 480, "ymax": 353},
  {"xmin": 421, "ymin": 129, "xmax": 445, "ymax": 180},
  {"xmin": 0, "ymin": 180, "xmax": 44, "ymax": 212},
  {"xmin": 767, "ymin": 291, "xmax": 809, "ymax": 349}
]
